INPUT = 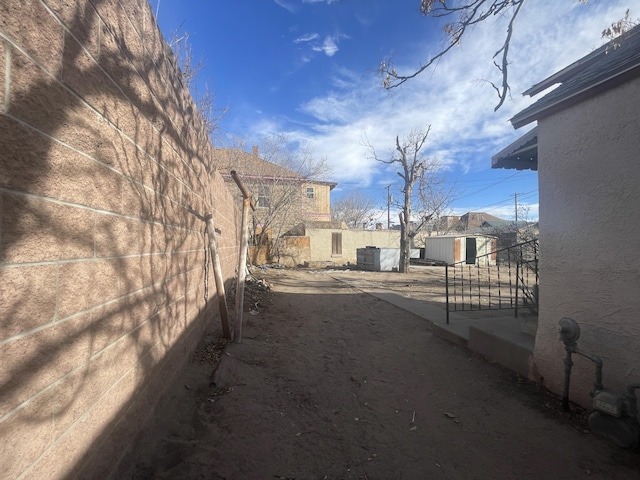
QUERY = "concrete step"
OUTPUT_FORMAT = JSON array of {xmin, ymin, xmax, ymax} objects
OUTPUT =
[{"xmin": 467, "ymin": 318, "xmax": 534, "ymax": 378}]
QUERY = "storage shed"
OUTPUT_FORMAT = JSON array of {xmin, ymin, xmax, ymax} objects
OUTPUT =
[
  {"xmin": 423, "ymin": 235, "xmax": 496, "ymax": 265},
  {"xmin": 356, "ymin": 247, "xmax": 421, "ymax": 271}
]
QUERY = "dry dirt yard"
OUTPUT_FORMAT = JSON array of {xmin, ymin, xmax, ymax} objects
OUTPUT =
[{"xmin": 119, "ymin": 267, "xmax": 640, "ymax": 480}]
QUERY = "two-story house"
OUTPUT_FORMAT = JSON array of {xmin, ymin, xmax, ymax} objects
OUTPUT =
[{"xmin": 215, "ymin": 146, "xmax": 336, "ymax": 263}]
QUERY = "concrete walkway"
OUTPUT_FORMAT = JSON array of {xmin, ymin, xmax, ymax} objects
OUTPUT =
[{"xmin": 329, "ymin": 272, "xmax": 537, "ymax": 379}]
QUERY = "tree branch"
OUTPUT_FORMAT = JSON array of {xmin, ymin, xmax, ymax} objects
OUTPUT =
[{"xmin": 379, "ymin": 0, "xmax": 525, "ymax": 111}]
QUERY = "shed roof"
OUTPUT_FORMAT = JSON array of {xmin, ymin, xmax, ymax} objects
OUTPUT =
[
  {"xmin": 491, "ymin": 127, "xmax": 538, "ymax": 170},
  {"xmin": 424, "ymin": 234, "xmax": 496, "ymax": 239},
  {"xmin": 510, "ymin": 25, "xmax": 640, "ymax": 129}
]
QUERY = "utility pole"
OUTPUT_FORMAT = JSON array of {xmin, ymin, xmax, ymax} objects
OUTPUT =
[{"xmin": 386, "ymin": 185, "xmax": 392, "ymax": 229}]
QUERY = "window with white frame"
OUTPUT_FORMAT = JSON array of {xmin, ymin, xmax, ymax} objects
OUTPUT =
[{"xmin": 306, "ymin": 186, "xmax": 315, "ymax": 199}]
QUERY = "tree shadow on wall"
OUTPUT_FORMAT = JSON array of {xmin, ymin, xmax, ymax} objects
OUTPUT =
[{"xmin": 0, "ymin": 1, "xmax": 238, "ymax": 478}]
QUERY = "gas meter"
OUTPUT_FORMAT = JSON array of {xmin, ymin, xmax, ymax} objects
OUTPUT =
[{"xmin": 558, "ymin": 317, "xmax": 640, "ymax": 448}]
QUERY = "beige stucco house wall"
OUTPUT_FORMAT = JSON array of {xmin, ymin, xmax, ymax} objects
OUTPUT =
[
  {"xmin": 303, "ymin": 182, "xmax": 333, "ymax": 221},
  {"xmin": 494, "ymin": 27, "xmax": 640, "ymax": 408},
  {"xmin": 534, "ymin": 78, "xmax": 640, "ymax": 406},
  {"xmin": 312, "ymin": 228, "xmax": 401, "ymax": 265}
]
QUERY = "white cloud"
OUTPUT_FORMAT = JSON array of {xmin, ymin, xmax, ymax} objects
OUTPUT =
[
  {"xmin": 273, "ymin": 0, "xmax": 296, "ymax": 13},
  {"xmin": 313, "ymin": 35, "xmax": 340, "ymax": 56},
  {"xmin": 296, "ymin": 33, "xmax": 347, "ymax": 57},
  {"xmin": 255, "ymin": 1, "xmax": 631, "ymax": 195},
  {"xmin": 294, "ymin": 33, "xmax": 319, "ymax": 43}
]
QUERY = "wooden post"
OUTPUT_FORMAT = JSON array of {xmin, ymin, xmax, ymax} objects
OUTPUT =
[
  {"xmin": 234, "ymin": 197, "xmax": 251, "ymax": 343},
  {"xmin": 204, "ymin": 214, "xmax": 231, "ymax": 339},
  {"xmin": 230, "ymin": 170, "xmax": 256, "ymax": 344}
]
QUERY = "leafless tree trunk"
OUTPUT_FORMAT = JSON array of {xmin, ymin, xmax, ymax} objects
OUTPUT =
[{"xmin": 368, "ymin": 126, "xmax": 433, "ymax": 273}]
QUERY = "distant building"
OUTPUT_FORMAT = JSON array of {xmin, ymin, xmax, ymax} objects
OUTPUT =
[
  {"xmin": 216, "ymin": 146, "xmax": 337, "ymax": 241},
  {"xmin": 439, "ymin": 212, "xmax": 505, "ymax": 233}
]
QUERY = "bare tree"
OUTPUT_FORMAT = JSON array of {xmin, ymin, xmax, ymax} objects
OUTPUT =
[
  {"xmin": 169, "ymin": 28, "xmax": 228, "ymax": 139},
  {"xmin": 332, "ymin": 190, "xmax": 378, "ymax": 228},
  {"xmin": 602, "ymin": 9, "xmax": 640, "ymax": 48},
  {"xmin": 368, "ymin": 126, "xmax": 444, "ymax": 273}
]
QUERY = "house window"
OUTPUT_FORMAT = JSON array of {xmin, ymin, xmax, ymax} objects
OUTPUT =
[
  {"xmin": 257, "ymin": 185, "xmax": 270, "ymax": 208},
  {"xmin": 332, "ymin": 232, "xmax": 342, "ymax": 256},
  {"xmin": 306, "ymin": 187, "xmax": 315, "ymax": 199}
]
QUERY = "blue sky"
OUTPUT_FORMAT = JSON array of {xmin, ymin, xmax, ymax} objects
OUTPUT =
[{"xmin": 150, "ymin": 0, "xmax": 635, "ymax": 222}]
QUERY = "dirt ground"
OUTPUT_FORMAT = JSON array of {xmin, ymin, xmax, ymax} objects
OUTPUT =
[{"xmin": 119, "ymin": 267, "xmax": 640, "ymax": 480}]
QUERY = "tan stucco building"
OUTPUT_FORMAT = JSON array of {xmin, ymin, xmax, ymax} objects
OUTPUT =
[
  {"xmin": 216, "ymin": 146, "xmax": 336, "ymax": 241},
  {"xmin": 493, "ymin": 26, "xmax": 640, "ymax": 407},
  {"xmin": 272, "ymin": 221, "xmax": 401, "ymax": 268}
]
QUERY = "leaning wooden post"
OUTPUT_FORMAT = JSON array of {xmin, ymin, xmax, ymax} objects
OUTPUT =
[
  {"xmin": 187, "ymin": 208, "xmax": 231, "ymax": 339},
  {"xmin": 204, "ymin": 214, "xmax": 231, "ymax": 339},
  {"xmin": 230, "ymin": 170, "xmax": 256, "ymax": 344}
]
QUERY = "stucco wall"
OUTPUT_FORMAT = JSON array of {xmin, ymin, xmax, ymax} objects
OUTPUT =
[
  {"xmin": 534, "ymin": 78, "xmax": 640, "ymax": 407},
  {"xmin": 0, "ymin": 1, "xmax": 239, "ymax": 478},
  {"xmin": 309, "ymin": 229, "xmax": 401, "ymax": 265}
]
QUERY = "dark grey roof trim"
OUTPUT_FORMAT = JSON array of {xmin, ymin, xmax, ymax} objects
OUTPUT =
[
  {"xmin": 511, "ymin": 25, "xmax": 640, "ymax": 129},
  {"xmin": 512, "ymin": 63, "xmax": 640, "ymax": 129},
  {"xmin": 523, "ymin": 47, "xmax": 605, "ymax": 97},
  {"xmin": 491, "ymin": 127, "xmax": 538, "ymax": 171}
]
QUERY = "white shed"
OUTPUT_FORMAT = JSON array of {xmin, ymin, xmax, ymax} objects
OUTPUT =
[
  {"xmin": 356, "ymin": 247, "xmax": 421, "ymax": 271},
  {"xmin": 423, "ymin": 235, "xmax": 496, "ymax": 265}
]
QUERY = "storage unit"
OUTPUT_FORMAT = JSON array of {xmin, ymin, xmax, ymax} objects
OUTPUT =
[
  {"xmin": 423, "ymin": 235, "xmax": 496, "ymax": 265},
  {"xmin": 357, "ymin": 247, "xmax": 420, "ymax": 271}
]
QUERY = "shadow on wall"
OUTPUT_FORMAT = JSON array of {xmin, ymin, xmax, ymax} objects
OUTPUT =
[{"xmin": 0, "ymin": 1, "xmax": 239, "ymax": 478}]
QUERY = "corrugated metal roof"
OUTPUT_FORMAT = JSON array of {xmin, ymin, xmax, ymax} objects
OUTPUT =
[
  {"xmin": 510, "ymin": 25, "xmax": 640, "ymax": 129},
  {"xmin": 491, "ymin": 127, "xmax": 538, "ymax": 170}
]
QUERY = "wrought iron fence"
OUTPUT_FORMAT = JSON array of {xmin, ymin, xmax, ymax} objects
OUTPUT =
[{"xmin": 445, "ymin": 239, "xmax": 538, "ymax": 323}]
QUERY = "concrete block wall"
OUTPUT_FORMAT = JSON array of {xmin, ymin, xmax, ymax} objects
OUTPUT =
[{"xmin": 0, "ymin": 1, "xmax": 240, "ymax": 478}]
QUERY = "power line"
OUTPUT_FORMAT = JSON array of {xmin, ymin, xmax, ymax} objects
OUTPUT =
[
  {"xmin": 461, "ymin": 189, "xmax": 538, "ymax": 212},
  {"xmin": 452, "ymin": 171, "xmax": 524, "ymax": 201}
]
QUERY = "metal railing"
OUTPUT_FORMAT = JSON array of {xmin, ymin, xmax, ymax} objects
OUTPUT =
[{"xmin": 445, "ymin": 239, "xmax": 538, "ymax": 323}]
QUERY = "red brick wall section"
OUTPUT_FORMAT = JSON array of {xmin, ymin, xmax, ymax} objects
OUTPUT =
[{"xmin": 0, "ymin": 1, "xmax": 240, "ymax": 478}]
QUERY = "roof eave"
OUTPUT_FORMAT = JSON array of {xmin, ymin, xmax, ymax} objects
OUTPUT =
[
  {"xmin": 512, "ymin": 62, "xmax": 640, "ymax": 129},
  {"xmin": 491, "ymin": 127, "xmax": 538, "ymax": 171}
]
